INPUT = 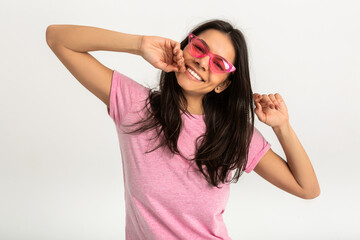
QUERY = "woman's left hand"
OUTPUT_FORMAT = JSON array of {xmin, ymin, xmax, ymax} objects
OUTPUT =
[{"xmin": 253, "ymin": 93, "xmax": 289, "ymax": 129}]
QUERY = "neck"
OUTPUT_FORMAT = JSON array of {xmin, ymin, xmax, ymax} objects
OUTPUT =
[{"xmin": 181, "ymin": 91, "xmax": 204, "ymax": 115}]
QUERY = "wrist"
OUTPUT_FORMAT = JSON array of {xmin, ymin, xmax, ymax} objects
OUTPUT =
[
  {"xmin": 272, "ymin": 121, "xmax": 291, "ymax": 134},
  {"xmin": 136, "ymin": 35, "xmax": 144, "ymax": 56}
]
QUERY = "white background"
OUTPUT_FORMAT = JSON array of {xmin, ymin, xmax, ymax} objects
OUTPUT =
[{"xmin": 1, "ymin": 0, "xmax": 359, "ymax": 239}]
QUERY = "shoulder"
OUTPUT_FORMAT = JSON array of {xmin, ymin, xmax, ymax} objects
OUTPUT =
[
  {"xmin": 113, "ymin": 70, "xmax": 149, "ymax": 95},
  {"xmin": 245, "ymin": 127, "xmax": 271, "ymax": 173},
  {"xmin": 250, "ymin": 127, "xmax": 269, "ymax": 147}
]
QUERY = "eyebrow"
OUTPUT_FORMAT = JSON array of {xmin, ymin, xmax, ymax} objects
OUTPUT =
[
  {"xmin": 199, "ymin": 37, "xmax": 211, "ymax": 50},
  {"xmin": 199, "ymin": 37, "xmax": 228, "ymax": 61}
]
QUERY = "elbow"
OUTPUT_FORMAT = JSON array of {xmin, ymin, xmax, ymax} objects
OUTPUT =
[
  {"xmin": 46, "ymin": 25, "xmax": 57, "ymax": 47},
  {"xmin": 302, "ymin": 188, "xmax": 321, "ymax": 199}
]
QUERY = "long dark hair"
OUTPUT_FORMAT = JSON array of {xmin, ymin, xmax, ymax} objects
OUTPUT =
[{"xmin": 122, "ymin": 19, "xmax": 255, "ymax": 188}]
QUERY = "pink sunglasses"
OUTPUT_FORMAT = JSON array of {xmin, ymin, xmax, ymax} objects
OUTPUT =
[{"xmin": 188, "ymin": 33, "xmax": 236, "ymax": 74}]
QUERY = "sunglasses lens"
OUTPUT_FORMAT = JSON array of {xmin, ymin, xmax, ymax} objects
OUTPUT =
[
  {"xmin": 190, "ymin": 38, "xmax": 207, "ymax": 57},
  {"xmin": 211, "ymin": 57, "xmax": 231, "ymax": 73}
]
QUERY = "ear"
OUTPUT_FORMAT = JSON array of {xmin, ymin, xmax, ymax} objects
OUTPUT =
[{"xmin": 214, "ymin": 79, "xmax": 231, "ymax": 93}]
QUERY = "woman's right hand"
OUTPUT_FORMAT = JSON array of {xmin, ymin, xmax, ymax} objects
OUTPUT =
[{"xmin": 139, "ymin": 35, "xmax": 186, "ymax": 73}]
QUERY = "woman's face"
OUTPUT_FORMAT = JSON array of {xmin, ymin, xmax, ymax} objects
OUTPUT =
[{"xmin": 175, "ymin": 29, "xmax": 236, "ymax": 97}]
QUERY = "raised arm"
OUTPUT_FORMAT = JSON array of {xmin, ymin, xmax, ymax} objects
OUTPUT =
[
  {"xmin": 45, "ymin": 24, "xmax": 143, "ymax": 107},
  {"xmin": 46, "ymin": 25, "xmax": 186, "ymax": 109}
]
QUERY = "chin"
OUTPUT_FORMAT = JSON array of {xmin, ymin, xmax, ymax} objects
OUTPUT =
[
  {"xmin": 177, "ymin": 74, "xmax": 207, "ymax": 97},
  {"xmin": 176, "ymin": 72, "xmax": 194, "ymax": 90}
]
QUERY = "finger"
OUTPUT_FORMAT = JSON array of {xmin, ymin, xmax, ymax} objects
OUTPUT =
[
  {"xmin": 253, "ymin": 93, "xmax": 261, "ymax": 100},
  {"xmin": 171, "ymin": 40, "xmax": 181, "ymax": 55},
  {"xmin": 166, "ymin": 65, "xmax": 178, "ymax": 72},
  {"xmin": 157, "ymin": 61, "xmax": 176, "ymax": 73},
  {"xmin": 175, "ymin": 47, "xmax": 183, "ymax": 57},
  {"xmin": 173, "ymin": 47, "xmax": 179, "ymax": 56},
  {"xmin": 260, "ymin": 94, "xmax": 274, "ymax": 109},
  {"xmin": 175, "ymin": 51, "xmax": 184, "ymax": 67},
  {"xmin": 275, "ymin": 93, "xmax": 284, "ymax": 103},
  {"xmin": 274, "ymin": 93, "xmax": 285, "ymax": 110},
  {"xmin": 172, "ymin": 56, "xmax": 183, "ymax": 70},
  {"xmin": 177, "ymin": 64, "xmax": 186, "ymax": 72},
  {"xmin": 255, "ymin": 101, "xmax": 265, "ymax": 122},
  {"xmin": 175, "ymin": 51, "xmax": 183, "ymax": 61},
  {"xmin": 166, "ymin": 64, "xmax": 178, "ymax": 72},
  {"xmin": 268, "ymin": 94, "xmax": 280, "ymax": 110},
  {"xmin": 253, "ymin": 93, "xmax": 262, "ymax": 103},
  {"xmin": 173, "ymin": 54, "xmax": 183, "ymax": 64},
  {"xmin": 172, "ymin": 48, "xmax": 184, "ymax": 68},
  {"xmin": 255, "ymin": 101, "xmax": 262, "ymax": 112},
  {"xmin": 172, "ymin": 43, "xmax": 184, "ymax": 65},
  {"xmin": 166, "ymin": 39, "xmax": 173, "ymax": 53},
  {"xmin": 178, "ymin": 58, "xmax": 184, "ymax": 67}
]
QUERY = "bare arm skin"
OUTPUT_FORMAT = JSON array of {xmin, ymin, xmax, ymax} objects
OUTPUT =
[
  {"xmin": 253, "ymin": 93, "xmax": 320, "ymax": 199},
  {"xmin": 46, "ymin": 25, "xmax": 185, "ymax": 108},
  {"xmin": 45, "ymin": 25, "xmax": 143, "ymax": 107}
]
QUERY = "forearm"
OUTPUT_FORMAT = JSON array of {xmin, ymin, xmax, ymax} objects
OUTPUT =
[
  {"xmin": 46, "ymin": 24, "xmax": 142, "ymax": 55},
  {"xmin": 273, "ymin": 122, "xmax": 320, "ymax": 197}
]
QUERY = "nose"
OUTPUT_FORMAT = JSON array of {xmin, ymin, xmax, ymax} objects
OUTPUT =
[{"xmin": 194, "ymin": 55, "xmax": 210, "ymax": 72}]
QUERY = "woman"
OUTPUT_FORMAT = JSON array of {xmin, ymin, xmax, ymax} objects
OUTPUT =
[{"xmin": 46, "ymin": 19, "xmax": 320, "ymax": 240}]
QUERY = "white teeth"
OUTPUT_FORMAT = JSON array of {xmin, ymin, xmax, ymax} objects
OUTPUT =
[{"xmin": 187, "ymin": 68, "xmax": 203, "ymax": 81}]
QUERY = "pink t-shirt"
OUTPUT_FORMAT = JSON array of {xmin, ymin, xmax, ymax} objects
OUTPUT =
[{"xmin": 107, "ymin": 70, "xmax": 271, "ymax": 240}]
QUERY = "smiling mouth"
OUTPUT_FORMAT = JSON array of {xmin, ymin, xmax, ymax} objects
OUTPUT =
[{"xmin": 185, "ymin": 65, "xmax": 204, "ymax": 82}]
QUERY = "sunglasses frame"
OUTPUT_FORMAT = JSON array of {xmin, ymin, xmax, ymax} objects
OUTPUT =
[{"xmin": 188, "ymin": 33, "xmax": 236, "ymax": 74}]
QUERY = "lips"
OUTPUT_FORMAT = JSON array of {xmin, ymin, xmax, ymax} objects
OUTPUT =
[{"xmin": 185, "ymin": 65, "xmax": 205, "ymax": 82}]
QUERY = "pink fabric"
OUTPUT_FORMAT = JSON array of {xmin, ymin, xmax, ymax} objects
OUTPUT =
[{"xmin": 107, "ymin": 70, "xmax": 271, "ymax": 240}]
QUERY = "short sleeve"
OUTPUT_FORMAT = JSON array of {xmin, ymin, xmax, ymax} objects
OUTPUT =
[
  {"xmin": 244, "ymin": 127, "xmax": 271, "ymax": 173},
  {"xmin": 107, "ymin": 70, "xmax": 149, "ymax": 127}
]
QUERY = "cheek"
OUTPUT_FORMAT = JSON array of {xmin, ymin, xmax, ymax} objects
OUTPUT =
[
  {"xmin": 182, "ymin": 47, "xmax": 192, "ymax": 59},
  {"xmin": 183, "ymin": 51, "xmax": 193, "ymax": 60},
  {"xmin": 210, "ymin": 76, "xmax": 229, "ymax": 87}
]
